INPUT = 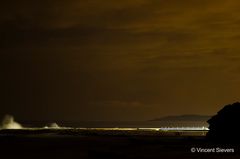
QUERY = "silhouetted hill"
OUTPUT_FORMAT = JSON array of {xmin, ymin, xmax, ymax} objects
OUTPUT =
[
  {"xmin": 151, "ymin": 115, "xmax": 211, "ymax": 122},
  {"xmin": 207, "ymin": 102, "xmax": 240, "ymax": 143}
]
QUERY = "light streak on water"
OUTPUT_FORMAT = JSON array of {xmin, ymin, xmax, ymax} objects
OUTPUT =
[{"xmin": 0, "ymin": 126, "xmax": 209, "ymax": 131}]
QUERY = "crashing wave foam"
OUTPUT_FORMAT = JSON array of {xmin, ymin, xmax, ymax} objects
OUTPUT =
[
  {"xmin": 0, "ymin": 115, "xmax": 62, "ymax": 129},
  {"xmin": 44, "ymin": 123, "xmax": 60, "ymax": 129},
  {"xmin": 1, "ymin": 115, "xmax": 23, "ymax": 129}
]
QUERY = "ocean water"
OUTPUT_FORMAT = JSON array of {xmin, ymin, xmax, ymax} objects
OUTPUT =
[{"xmin": 21, "ymin": 121, "xmax": 209, "ymax": 129}]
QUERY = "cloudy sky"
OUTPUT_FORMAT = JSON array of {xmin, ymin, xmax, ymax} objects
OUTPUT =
[{"xmin": 1, "ymin": 0, "xmax": 240, "ymax": 121}]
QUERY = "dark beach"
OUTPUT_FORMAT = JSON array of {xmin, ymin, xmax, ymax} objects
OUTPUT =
[{"xmin": 0, "ymin": 129, "xmax": 238, "ymax": 159}]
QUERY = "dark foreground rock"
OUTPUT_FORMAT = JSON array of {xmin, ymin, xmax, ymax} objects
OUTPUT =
[{"xmin": 207, "ymin": 102, "xmax": 240, "ymax": 143}]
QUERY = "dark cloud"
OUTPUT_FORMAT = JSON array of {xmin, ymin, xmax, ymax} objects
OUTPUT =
[{"xmin": 1, "ymin": 0, "xmax": 240, "ymax": 121}]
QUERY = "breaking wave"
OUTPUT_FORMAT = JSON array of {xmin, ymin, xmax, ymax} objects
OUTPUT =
[
  {"xmin": 0, "ymin": 115, "xmax": 61, "ymax": 129},
  {"xmin": 1, "ymin": 115, "xmax": 23, "ymax": 129},
  {"xmin": 44, "ymin": 123, "xmax": 61, "ymax": 129}
]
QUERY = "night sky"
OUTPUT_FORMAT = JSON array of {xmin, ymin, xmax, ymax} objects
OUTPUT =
[{"xmin": 1, "ymin": 0, "xmax": 240, "ymax": 122}]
